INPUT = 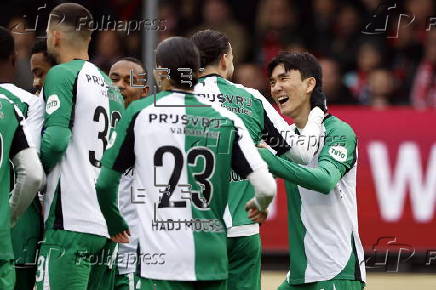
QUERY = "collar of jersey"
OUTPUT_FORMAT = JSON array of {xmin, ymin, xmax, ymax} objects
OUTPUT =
[{"xmin": 199, "ymin": 73, "xmax": 222, "ymax": 80}]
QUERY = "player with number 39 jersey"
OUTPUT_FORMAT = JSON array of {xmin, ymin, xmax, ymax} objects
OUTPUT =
[
  {"xmin": 42, "ymin": 59, "xmax": 124, "ymax": 236},
  {"xmin": 36, "ymin": 4, "xmax": 126, "ymax": 290}
]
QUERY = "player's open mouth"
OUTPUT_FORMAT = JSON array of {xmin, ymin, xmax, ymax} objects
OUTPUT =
[{"xmin": 277, "ymin": 96, "xmax": 289, "ymax": 105}]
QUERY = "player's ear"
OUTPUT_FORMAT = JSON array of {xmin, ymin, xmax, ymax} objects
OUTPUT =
[
  {"xmin": 53, "ymin": 30, "xmax": 62, "ymax": 47},
  {"xmin": 305, "ymin": 77, "xmax": 316, "ymax": 95},
  {"xmin": 219, "ymin": 53, "xmax": 227, "ymax": 71}
]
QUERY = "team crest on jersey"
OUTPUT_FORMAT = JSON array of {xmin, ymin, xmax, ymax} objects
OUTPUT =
[
  {"xmin": 329, "ymin": 145, "xmax": 347, "ymax": 162},
  {"xmin": 46, "ymin": 94, "xmax": 60, "ymax": 115}
]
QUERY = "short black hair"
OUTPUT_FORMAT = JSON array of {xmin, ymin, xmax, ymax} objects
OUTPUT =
[
  {"xmin": 31, "ymin": 39, "xmax": 57, "ymax": 66},
  {"xmin": 115, "ymin": 57, "xmax": 145, "ymax": 72},
  {"xmin": 191, "ymin": 29, "xmax": 230, "ymax": 68},
  {"xmin": 156, "ymin": 37, "xmax": 200, "ymax": 90},
  {"xmin": 267, "ymin": 52, "xmax": 322, "ymax": 89},
  {"xmin": 0, "ymin": 26, "xmax": 14, "ymax": 61},
  {"xmin": 49, "ymin": 3, "xmax": 94, "ymax": 38}
]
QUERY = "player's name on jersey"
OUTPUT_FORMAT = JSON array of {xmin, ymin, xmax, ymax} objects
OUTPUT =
[
  {"xmin": 196, "ymin": 93, "xmax": 253, "ymax": 107},
  {"xmin": 151, "ymin": 218, "xmax": 225, "ymax": 233}
]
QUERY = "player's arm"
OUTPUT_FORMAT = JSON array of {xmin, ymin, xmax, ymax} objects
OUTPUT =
[
  {"xmin": 228, "ymin": 114, "xmax": 277, "ymax": 212},
  {"xmin": 96, "ymin": 104, "xmax": 138, "ymax": 240},
  {"xmin": 258, "ymin": 122, "xmax": 357, "ymax": 194},
  {"xmin": 8, "ymin": 104, "xmax": 44, "ymax": 227},
  {"xmin": 24, "ymin": 94, "xmax": 45, "ymax": 153},
  {"xmin": 40, "ymin": 66, "xmax": 74, "ymax": 172},
  {"xmin": 250, "ymin": 89, "xmax": 324, "ymax": 165}
]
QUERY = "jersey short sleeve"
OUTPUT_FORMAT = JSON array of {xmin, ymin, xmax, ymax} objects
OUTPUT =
[
  {"xmin": 0, "ymin": 97, "xmax": 30, "ymax": 159},
  {"xmin": 318, "ymin": 118, "xmax": 357, "ymax": 178},
  {"xmin": 43, "ymin": 65, "xmax": 77, "ymax": 129}
]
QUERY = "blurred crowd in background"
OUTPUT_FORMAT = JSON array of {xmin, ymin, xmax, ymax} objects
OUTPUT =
[{"xmin": 1, "ymin": 0, "xmax": 436, "ymax": 109}]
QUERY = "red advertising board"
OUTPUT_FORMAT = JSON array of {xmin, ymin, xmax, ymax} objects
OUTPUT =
[{"xmin": 260, "ymin": 106, "xmax": 436, "ymax": 253}]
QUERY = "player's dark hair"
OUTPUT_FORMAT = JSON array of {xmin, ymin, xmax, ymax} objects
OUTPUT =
[
  {"xmin": 191, "ymin": 29, "xmax": 230, "ymax": 68},
  {"xmin": 0, "ymin": 26, "xmax": 14, "ymax": 61},
  {"xmin": 267, "ymin": 52, "xmax": 323, "ymax": 90},
  {"xmin": 49, "ymin": 3, "xmax": 94, "ymax": 38},
  {"xmin": 31, "ymin": 39, "xmax": 57, "ymax": 66},
  {"xmin": 115, "ymin": 56, "xmax": 145, "ymax": 72},
  {"xmin": 156, "ymin": 37, "xmax": 200, "ymax": 90}
]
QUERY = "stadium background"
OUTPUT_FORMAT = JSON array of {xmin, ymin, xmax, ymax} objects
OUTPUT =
[{"xmin": 1, "ymin": 0, "xmax": 436, "ymax": 289}]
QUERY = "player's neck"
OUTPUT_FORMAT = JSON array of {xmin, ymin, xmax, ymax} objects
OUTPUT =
[
  {"xmin": 0, "ymin": 64, "xmax": 14, "ymax": 83},
  {"xmin": 292, "ymin": 105, "xmax": 311, "ymax": 129},
  {"xmin": 200, "ymin": 66, "xmax": 226, "ymax": 79},
  {"xmin": 58, "ymin": 48, "xmax": 89, "ymax": 64}
]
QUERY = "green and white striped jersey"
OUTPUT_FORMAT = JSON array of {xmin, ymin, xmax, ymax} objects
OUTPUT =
[
  {"xmin": 194, "ymin": 75, "xmax": 323, "ymax": 236},
  {"xmin": 101, "ymin": 90, "xmax": 271, "ymax": 281},
  {"xmin": 0, "ymin": 84, "xmax": 44, "ymax": 265},
  {"xmin": 0, "ymin": 96, "xmax": 30, "ymax": 260},
  {"xmin": 0, "ymin": 83, "xmax": 44, "ymax": 150},
  {"xmin": 260, "ymin": 115, "xmax": 366, "ymax": 284},
  {"xmin": 42, "ymin": 60, "xmax": 124, "ymax": 237}
]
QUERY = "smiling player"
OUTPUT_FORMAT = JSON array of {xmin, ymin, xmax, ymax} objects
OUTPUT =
[{"xmin": 257, "ymin": 52, "xmax": 366, "ymax": 290}]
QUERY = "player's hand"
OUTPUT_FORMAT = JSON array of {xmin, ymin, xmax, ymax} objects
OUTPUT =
[
  {"xmin": 245, "ymin": 199, "xmax": 269, "ymax": 223},
  {"xmin": 111, "ymin": 230, "xmax": 130, "ymax": 243},
  {"xmin": 256, "ymin": 141, "xmax": 268, "ymax": 149}
]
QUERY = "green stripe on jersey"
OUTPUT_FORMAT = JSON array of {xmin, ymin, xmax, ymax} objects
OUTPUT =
[
  {"xmin": 185, "ymin": 94, "xmax": 231, "ymax": 280},
  {"xmin": 0, "ymin": 98, "xmax": 27, "ymax": 259}
]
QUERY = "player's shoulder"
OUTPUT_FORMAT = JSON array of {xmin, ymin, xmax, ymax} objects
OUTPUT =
[
  {"xmin": 125, "ymin": 94, "xmax": 155, "ymax": 115},
  {"xmin": 198, "ymin": 95, "xmax": 245, "ymax": 129},
  {"xmin": 46, "ymin": 61, "xmax": 83, "ymax": 84},
  {"xmin": 0, "ymin": 94, "xmax": 25, "ymax": 122},
  {"xmin": 324, "ymin": 115, "xmax": 356, "ymax": 139},
  {"xmin": 51, "ymin": 59, "xmax": 85, "ymax": 73},
  {"xmin": 0, "ymin": 83, "xmax": 37, "ymax": 104}
]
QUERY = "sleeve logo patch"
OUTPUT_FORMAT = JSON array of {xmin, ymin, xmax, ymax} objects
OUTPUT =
[
  {"xmin": 329, "ymin": 145, "xmax": 347, "ymax": 162},
  {"xmin": 46, "ymin": 94, "xmax": 60, "ymax": 115}
]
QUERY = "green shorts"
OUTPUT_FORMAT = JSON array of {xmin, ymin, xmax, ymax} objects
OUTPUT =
[
  {"xmin": 227, "ymin": 234, "xmax": 261, "ymax": 290},
  {"xmin": 0, "ymin": 260, "xmax": 15, "ymax": 290},
  {"xmin": 138, "ymin": 277, "xmax": 227, "ymax": 290},
  {"xmin": 278, "ymin": 279, "xmax": 365, "ymax": 290},
  {"xmin": 88, "ymin": 240, "xmax": 117, "ymax": 290},
  {"xmin": 114, "ymin": 273, "xmax": 140, "ymax": 290},
  {"xmin": 12, "ymin": 199, "xmax": 42, "ymax": 290},
  {"xmin": 35, "ymin": 229, "xmax": 108, "ymax": 290}
]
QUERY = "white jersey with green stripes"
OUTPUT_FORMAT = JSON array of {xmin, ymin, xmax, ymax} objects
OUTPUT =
[
  {"xmin": 101, "ymin": 90, "xmax": 270, "ymax": 281},
  {"xmin": 280, "ymin": 116, "xmax": 366, "ymax": 284},
  {"xmin": 43, "ymin": 60, "xmax": 124, "ymax": 237},
  {"xmin": 0, "ymin": 83, "xmax": 44, "ymax": 150}
]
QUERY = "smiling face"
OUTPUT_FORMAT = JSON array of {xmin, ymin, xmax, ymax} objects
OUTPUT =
[
  {"xmin": 31, "ymin": 52, "xmax": 53, "ymax": 94},
  {"xmin": 109, "ymin": 60, "xmax": 148, "ymax": 107},
  {"xmin": 269, "ymin": 64, "xmax": 313, "ymax": 118}
]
